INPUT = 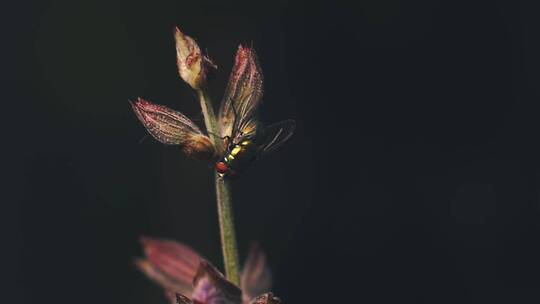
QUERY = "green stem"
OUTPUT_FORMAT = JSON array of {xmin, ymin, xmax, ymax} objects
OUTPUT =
[
  {"xmin": 215, "ymin": 175, "xmax": 240, "ymax": 285},
  {"xmin": 197, "ymin": 89, "xmax": 241, "ymax": 286},
  {"xmin": 197, "ymin": 90, "xmax": 220, "ymax": 149}
]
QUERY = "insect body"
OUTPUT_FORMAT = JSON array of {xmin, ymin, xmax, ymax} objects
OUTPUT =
[
  {"xmin": 215, "ymin": 139, "xmax": 258, "ymax": 178},
  {"xmin": 214, "ymin": 116, "xmax": 295, "ymax": 179}
]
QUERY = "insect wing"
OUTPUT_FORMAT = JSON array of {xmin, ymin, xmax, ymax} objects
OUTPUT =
[
  {"xmin": 257, "ymin": 119, "xmax": 296, "ymax": 159},
  {"xmin": 218, "ymin": 45, "xmax": 263, "ymax": 142}
]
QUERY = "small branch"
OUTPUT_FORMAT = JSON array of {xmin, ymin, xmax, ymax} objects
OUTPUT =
[{"xmin": 197, "ymin": 89, "xmax": 241, "ymax": 286}]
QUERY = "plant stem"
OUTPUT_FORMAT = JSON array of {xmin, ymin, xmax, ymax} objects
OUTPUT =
[
  {"xmin": 197, "ymin": 89, "xmax": 241, "ymax": 286},
  {"xmin": 215, "ymin": 175, "xmax": 240, "ymax": 285},
  {"xmin": 197, "ymin": 90, "xmax": 220, "ymax": 149}
]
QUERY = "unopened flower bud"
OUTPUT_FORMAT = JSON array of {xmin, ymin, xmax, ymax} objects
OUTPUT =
[
  {"xmin": 130, "ymin": 98, "xmax": 216, "ymax": 160},
  {"xmin": 182, "ymin": 134, "xmax": 216, "ymax": 160},
  {"xmin": 175, "ymin": 27, "xmax": 217, "ymax": 90}
]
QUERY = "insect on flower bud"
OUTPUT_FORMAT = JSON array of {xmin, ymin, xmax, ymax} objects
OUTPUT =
[{"xmin": 175, "ymin": 27, "xmax": 217, "ymax": 90}]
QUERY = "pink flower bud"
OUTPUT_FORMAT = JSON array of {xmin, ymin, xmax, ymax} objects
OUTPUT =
[
  {"xmin": 130, "ymin": 98, "xmax": 216, "ymax": 160},
  {"xmin": 136, "ymin": 237, "xmax": 280, "ymax": 304}
]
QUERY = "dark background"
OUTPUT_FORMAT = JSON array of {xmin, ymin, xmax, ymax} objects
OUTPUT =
[{"xmin": 6, "ymin": 0, "xmax": 540, "ymax": 303}]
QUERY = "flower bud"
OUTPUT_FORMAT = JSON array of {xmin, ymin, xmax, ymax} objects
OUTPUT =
[
  {"xmin": 136, "ymin": 237, "xmax": 283, "ymax": 304},
  {"xmin": 130, "ymin": 98, "xmax": 216, "ymax": 160},
  {"xmin": 182, "ymin": 134, "xmax": 216, "ymax": 160},
  {"xmin": 175, "ymin": 27, "xmax": 217, "ymax": 90}
]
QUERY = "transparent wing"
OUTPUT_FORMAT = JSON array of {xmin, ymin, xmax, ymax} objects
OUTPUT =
[
  {"xmin": 218, "ymin": 45, "xmax": 263, "ymax": 142},
  {"xmin": 257, "ymin": 120, "xmax": 296, "ymax": 159}
]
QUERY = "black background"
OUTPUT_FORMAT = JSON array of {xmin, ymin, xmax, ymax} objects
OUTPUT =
[{"xmin": 7, "ymin": 0, "xmax": 540, "ymax": 303}]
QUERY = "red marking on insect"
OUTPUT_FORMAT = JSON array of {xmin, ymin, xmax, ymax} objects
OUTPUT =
[{"xmin": 215, "ymin": 162, "xmax": 228, "ymax": 174}]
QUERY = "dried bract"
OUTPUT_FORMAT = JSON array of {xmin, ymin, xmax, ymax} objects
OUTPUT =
[
  {"xmin": 130, "ymin": 98, "xmax": 216, "ymax": 160},
  {"xmin": 175, "ymin": 27, "xmax": 217, "ymax": 90}
]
